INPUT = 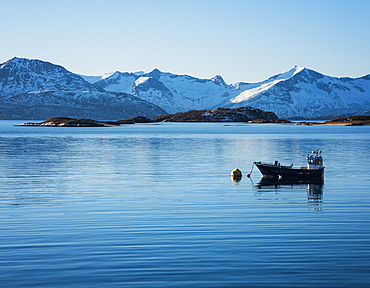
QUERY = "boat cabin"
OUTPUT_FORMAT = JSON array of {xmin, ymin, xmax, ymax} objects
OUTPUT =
[{"xmin": 307, "ymin": 150, "xmax": 323, "ymax": 170}]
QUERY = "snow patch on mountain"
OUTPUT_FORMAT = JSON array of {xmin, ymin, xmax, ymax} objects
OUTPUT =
[
  {"xmin": 79, "ymin": 72, "xmax": 114, "ymax": 83},
  {"xmin": 135, "ymin": 77, "xmax": 151, "ymax": 86},
  {"xmin": 96, "ymin": 72, "xmax": 137, "ymax": 94},
  {"xmin": 231, "ymin": 66, "xmax": 304, "ymax": 103}
]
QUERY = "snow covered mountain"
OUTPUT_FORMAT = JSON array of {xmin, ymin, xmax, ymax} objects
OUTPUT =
[
  {"xmin": 0, "ymin": 58, "xmax": 166, "ymax": 119},
  {"xmin": 95, "ymin": 69, "xmax": 232, "ymax": 114},
  {"xmin": 96, "ymin": 65, "xmax": 370, "ymax": 118},
  {"xmin": 1, "ymin": 57, "xmax": 369, "ymax": 119},
  {"xmin": 0, "ymin": 57, "xmax": 103, "ymax": 96},
  {"xmin": 228, "ymin": 66, "xmax": 370, "ymax": 118}
]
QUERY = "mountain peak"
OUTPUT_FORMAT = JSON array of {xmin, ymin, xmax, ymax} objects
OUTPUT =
[
  {"xmin": 211, "ymin": 75, "xmax": 227, "ymax": 86},
  {"xmin": 271, "ymin": 65, "xmax": 305, "ymax": 80},
  {"xmin": 293, "ymin": 65, "xmax": 304, "ymax": 72},
  {"xmin": 1, "ymin": 57, "xmax": 28, "ymax": 68},
  {"xmin": 145, "ymin": 68, "xmax": 162, "ymax": 79},
  {"xmin": 1, "ymin": 57, "xmax": 67, "ymax": 73},
  {"xmin": 6, "ymin": 56, "xmax": 26, "ymax": 63},
  {"xmin": 5, "ymin": 57, "xmax": 47, "ymax": 65},
  {"xmin": 0, "ymin": 57, "xmax": 103, "ymax": 96}
]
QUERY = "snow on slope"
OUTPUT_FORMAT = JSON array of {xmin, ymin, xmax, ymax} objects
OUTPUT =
[
  {"xmin": 93, "ymin": 71, "xmax": 137, "ymax": 94},
  {"xmin": 131, "ymin": 76, "xmax": 183, "ymax": 113},
  {"xmin": 79, "ymin": 72, "xmax": 114, "ymax": 83},
  {"xmin": 231, "ymin": 66, "xmax": 304, "ymax": 103},
  {"xmin": 96, "ymin": 69, "xmax": 234, "ymax": 113}
]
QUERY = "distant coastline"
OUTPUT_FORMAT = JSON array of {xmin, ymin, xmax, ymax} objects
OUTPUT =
[
  {"xmin": 16, "ymin": 115, "xmax": 370, "ymax": 127},
  {"xmin": 16, "ymin": 107, "xmax": 284, "ymax": 127}
]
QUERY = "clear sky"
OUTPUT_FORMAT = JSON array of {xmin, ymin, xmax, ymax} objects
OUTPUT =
[{"xmin": 1, "ymin": 0, "xmax": 369, "ymax": 84}]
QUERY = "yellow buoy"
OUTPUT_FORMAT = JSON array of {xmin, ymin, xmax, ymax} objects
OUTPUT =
[{"xmin": 230, "ymin": 168, "xmax": 242, "ymax": 182}]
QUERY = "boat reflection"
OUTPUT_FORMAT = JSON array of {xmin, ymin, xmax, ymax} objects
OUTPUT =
[{"xmin": 255, "ymin": 177, "xmax": 323, "ymax": 206}]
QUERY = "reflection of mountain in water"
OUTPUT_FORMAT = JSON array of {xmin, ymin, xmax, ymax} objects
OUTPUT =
[{"xmin": 255, "ymin": 177, "xmax": 323, "ymax": 210}]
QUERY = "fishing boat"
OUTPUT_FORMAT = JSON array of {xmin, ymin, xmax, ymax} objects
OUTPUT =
[{"xmin": 253, "ymin": 149, "xmax": 324, "ymax": 182}]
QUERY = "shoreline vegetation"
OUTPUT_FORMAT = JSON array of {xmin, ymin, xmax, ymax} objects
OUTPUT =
[{"xmin": 15, "ymin": 107, "xmax": 370, "ymax": 127}]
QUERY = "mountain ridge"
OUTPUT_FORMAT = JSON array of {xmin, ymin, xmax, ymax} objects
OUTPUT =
[
  {"xmin": 0, "ymin": 57, "xmax": 166, "ymax": 119},
  {"xmin": 94, "ymin": 65, "xmax": 370, "ymax": 118},
  {"xmin": 230, "ymin": 67, "xmax": 370, "ymax": 118},
  {"xmin": 1, "ymin": 57, "xmax": 370, "ymax": 119}
]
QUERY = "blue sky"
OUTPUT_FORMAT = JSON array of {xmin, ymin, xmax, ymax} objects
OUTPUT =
[{"xmin": 1, "ymin": 0, "xmax": 369, "ymax": 84}]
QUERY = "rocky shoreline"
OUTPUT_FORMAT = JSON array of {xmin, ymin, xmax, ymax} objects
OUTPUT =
[{"xmin": 299, "ymin": 116, "xmax": 370, "ymax": 126}]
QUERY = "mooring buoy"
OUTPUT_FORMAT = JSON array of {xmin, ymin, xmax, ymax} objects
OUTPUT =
[{"xmin": 230, "ymin": 168, "xmax": 242, "ymax": 182}]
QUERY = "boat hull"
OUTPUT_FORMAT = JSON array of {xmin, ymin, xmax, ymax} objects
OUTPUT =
[{"xmin": 254, "ymin": 162, "xmax": 324, "ymax": 182}]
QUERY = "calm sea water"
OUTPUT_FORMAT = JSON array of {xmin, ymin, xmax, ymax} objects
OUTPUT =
[{"xmin": 0, "ymin": 121, "xmax": 369, "ymax": 287}]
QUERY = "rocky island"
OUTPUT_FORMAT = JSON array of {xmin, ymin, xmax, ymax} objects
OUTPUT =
[
  {"xmin": 17, "ymin": 117, "xmax": 121, "ymax": 127},
  {"xmin": 152, "ymin": 107, "xmax": 284, "ymax": 122}
]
